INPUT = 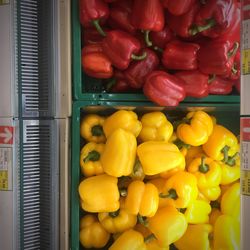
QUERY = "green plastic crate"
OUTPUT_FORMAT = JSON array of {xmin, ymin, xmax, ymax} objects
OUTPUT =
[
  {"xmin": 71, "ymin": 100, "xmax": 240, "ymax": 250},
  {"xmin": 72, "ymin": 0, "xmax": 240, "ymax": 103}
]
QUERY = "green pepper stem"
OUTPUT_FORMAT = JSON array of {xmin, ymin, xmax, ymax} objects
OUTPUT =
[
  {"xmin": 189, "ymin": 18, "xmax": 216, "ymax": 36},
  {"xmin": 174, "ymin": 139, "xmax": 190, "ymax": 150},
  {"xmin": 228, "ymin": 42, "xmax": 239, "ymax": 58},
  {"xmin": 144, "ymin": 30, "xmax": 153, "ymax": 47},
  {"xmin": 159, "ymin": 188, "xmax": 178, "ymax": 199},
  {"xmin": 208, "ymin": 74, "xmax": 216, "ymax": 84},
  {"xmin": 226, "ymin": 152, "xmax": 239, "ymax": 166},
  {"xmin": 119, "ymin": 188, "xmax": 128, "ymax": 197},
  {"xmin": 221, "ymin": 145, "xmax": 230, "ymax": 163},
  {"xmin": 109, "ymin": 209, "xmax": 120, "ymax": 218},
  {"xmin": 92, "ymin": 19, "xmax": 106, "ymax": 37},
  {"xmin": 144, "ymin": 234, "xmax": 156, "ymax": 243},
  {"xmin": 199, "ymin": 156, "xmax": 209, "ymax": 173},
  {"xmin": 231, "ymin": 63, "xmax": 238, "ymax": 75},
  {"xmin": 84, "ymin": 150, "xmax": 100, "ymax": 163},
  {"xmin": 91, "ymin": 125, "xmax": 104, "ymax": 136},
  {"xmin": 138, "ymin": 214, "xmax": 149, "ymax": 227},
  {"xmin": 131, "ymin": 51, "xmax": 147, "ymax": 61}
]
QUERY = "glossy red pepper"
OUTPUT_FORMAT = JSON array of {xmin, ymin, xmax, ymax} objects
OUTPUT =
[
  {"xmin": 82, "ymin": 44, "xmax": 113, "ymax": 79},
  {"xmin": 191, "ymin": 0, "xmax": 237, "ymax": 38},
  {"xmin": 143, "ymin": 71, "xmax": 186, "ymax": 106},
  {"xmin": 82, "ymin": 28, "xmax": 108, "ymax": 45},
  {"xmin": 162, "ymin": 0, "xmax": 196, "ymax": 16},
  {"xmin": 124, "ymin": 48, "xmax": 160, "ymax": 89},
  {"xmin": 225, "ymin": 50, "xmax": 241, "ymax": 80},
  {"xmin": 166, "ymin": 1, "xmax": 201, "ymax": 38},
  {"xmin": 131, "ymin": 0, "xmax": 165, "ymax": 47},
  {"xmin": 79, "ymin": 0, "xmax": 109, "ymax": 37},
  {"xmin": 208, "ymin": 76, "xmax": 233, "ymax": 95},
  {"xmin": 162, "ymin": 40, "xmax": 200, "ymax": 70},
  {"xmin": 108, "ymin": 1, "xmax": 136, "ymax": 34},
  {"xmin": 150, "ymin": 25, "xmax": 174, "ymax": 49},
  {"xmin": 102, "ymin": 30, "xmax": 147, "ymax": 70},
  {"xmin": 198, "ymin": 40, "xmax": 239, "ymax": 76},
  {"xmin": 175, "ymin": 70, "xmax": 209, "ymax": 98}
]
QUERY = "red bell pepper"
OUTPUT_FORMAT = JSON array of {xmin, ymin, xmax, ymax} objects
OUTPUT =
[
  {"xmin": 131, "ymin": 0, "xmax": 165, "ymax": 47},
  {"xmin": 102, "ymin": 30, "xmax": 147, "ymax": 70},
  {"xmin": 208, "ymin": 76, "xmax": 233, "ymax": 95},
  {"xmin": 175, "ymin": 70, "xmax": 209, "ymax": 98},
  {"xmin": 150, "ymin": 25, "xmax": 174, "ymax": 49},
  {"xmin": 82, "ymin": 44, "xmax": 113, "ymax": 79},
  {"xmin": 124, "ymin": 48, "xmax": 160, "ymax": 89},
  {"xmin": 191, "ymin": 0, "xmax": 237, "ymax": 38},
  {"xmin": 166, "ymin": 1, "xmax": 201, "ymax": 38},
  {"xmin": 162, "ymin": 40, "xmax": 200, "ymax": 70},
  {"xmin": 198, "ymin": 40, "xmax": 239, "ymax": 75},
  {"xmin": 225, "ymin": 50, "xmax": 240, "ymax": 80},
  {"xmin": 162, "ymin": 0, "xmax": 196, "ymax": 16},
  {"xmin": 82, "ymin": 28, "xmax": 108, "ymax": 45},
  {"xmin": 143, "ymin": 71, "xmax": 186, "ymax": 106},
  {"xmin": 108, "ymin": 1, "xmax": 136, "ymax": 34},
  {"xmin": 79, "ymin": 0, "xmax": 109, "ymax": 37}
]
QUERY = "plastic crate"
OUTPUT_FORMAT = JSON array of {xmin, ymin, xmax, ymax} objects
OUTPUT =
[
  {"xmin": 71, "ymin": 100, "xmax": 240, "ymax": 250},
  {"xmin": 72, "ymin": 0, "xmax": 240, "ymax": 103}
]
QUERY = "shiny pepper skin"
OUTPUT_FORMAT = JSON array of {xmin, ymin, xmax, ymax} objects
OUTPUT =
[
  {"xmin": 177, "ymin": 111, "xmax": 214, "ymax": 146},
  {"xmin": 138, "ymin": 111, "xmax": 173, "ymax": 142},
  {"xmin": 101, "ymin": 128, "xmax": 137, "ymax": 177},
  {"xmin": 79, "ymin": 214, "xmax": 110, "ymax": 248},
  {"xmin": 78, "ymin": 174, "xmax": 120, "ymax": 213},
  {"xmin": 80, "ymin": 114, "xmax": 106, "ymax": 143},
  {"xmin": 103, "ymin": 110, "xmax": 142, "ymax": 138},
  {"xmin": 80, "ymin": 142, "xmax": 105, "ymax": 177}
]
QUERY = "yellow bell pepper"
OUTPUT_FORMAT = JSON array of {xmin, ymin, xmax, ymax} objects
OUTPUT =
[
  {"xmin": 174, "ymin": 224, "xmax": 212, "ymax": 250},
  {"xmin": 101, "ymin": 128, "xmax": 137, "ymax": 177},
  {"xmin": 124, "ymin": 180, "xmax": 159, "ymax": 217},
  {"xmin": 199, "ymin": 185, "xmax": 221, "ymax": 201},
  {"xmin": 80, "ymin": 142, "xmax": 105, "ymax": 177},
  {"xmin": 221, "ymin": 182, "xmax": 240, "ymax": 222},
  {"xmin": 103, "ymin": 110, "xmax": 142, "ymax": 138},
  {"xmin": 159, "ymin": 171, "xmax": 198, "ymax": 208},
  {"xmin": 78, "ymin": 174, "xmax": 120, "ymax": 213},
  {"xmin": 176, "ymin": 110, "xmax": 213, "ymax": 146},
  {"xmin": 138, "ymin": 111, "xmax": 173, "ymax": 142},
  {"xmin": 185, "ymin": 146, "xmax": 205, "ymax": 166},
  {"xmin": 109, "ymin": 229, "xmax": 147, "ymax": 250},
  {"xmin": 187, "ymin": 156, "xmax": 222, "ymax": 188},
  {"xmin": 137, "ymin": 141, "xmax": 185, "ymax": 175},
  {"xmin": 98, "ymin": 198, "xmax": 137, "ymax": 234},
  {"xmin": 79, "ymin": 214, "xmax": 110, "ymax": 248},
  {"xmin": 80, "ymin": 114, "xmax": 106, "ymax": 143},
  {"xmin": 148, "ymin": 205, "xmax": 188, "ymax": 247},
  {"xmin": 213, "ymin": 214, "xmax": 240, "ymax": 250},
  {"xmin": 220, "ymin": 152, "xmax": 240, "ymax": 185},
  {"xmin": 182, "ymin": 199, "xmax": 211, "ymax": 224},
  {"xmin": 202, "ymin": 124, "xmax": 239, "ymax": 162}
]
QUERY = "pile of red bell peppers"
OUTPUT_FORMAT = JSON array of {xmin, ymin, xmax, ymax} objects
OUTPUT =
[{"xmin": 80, "ymin": 0, "xmax": 241, "ymax": 106}]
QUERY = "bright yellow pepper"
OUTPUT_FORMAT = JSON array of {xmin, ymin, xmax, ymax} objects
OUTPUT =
[
  {"xmin": 103, "ymin": 110, "xmax": 142, "ymax": 138},
  {"xmin": 185, "ymin": 146, "xmax": 205, "ymax": 166},
  {"xmin": 159, "ymin": 171, "xmax": 198, "ymax": 208},
  {"xmin": 148, "ymin": 205, "xmax": 188, "ymax": 247},
  {"xmin": 176, "ymin": 111, "xmax": 213, "ymax": 146},
  {"xmin": 78, "ymin": 174, "xmax": 120, "ymax": 213},
  {"xmin": 138, "ymin": 111, "xmax": 173, "ymax": 142},
  {"xmin": 174, "ymin": 224, "xmax": 212, "ymax": 250},
  {"xmin": 79, "ymin": 214, "xmax": 110, "ymax": 248},
  {"xmin": 219, "ymin": 152, "xmax": 240, "ymax": 185},
  {"xmin": 199, "ymin": 185, "xmax": 221, "ymax": 201},
  {"xmin": 109, "ymin": 229, "xmax": 147, "ymax": 250},
  {"xmin": 80, "ymin": 114, "xmax": 106, "ymax": 143},
  {"xmin": 80, "ymin": 142, "xmax": 105, "ymax": 177},
  {"xmin": 101, "ymin": 128, "xmax": 137, "ymax": 177},
  {"xmin": 137, "ymin": 141, "xmax": 185, "ymax": 175},
  {"xmin": 221, "ymin": 182, "xmax": 240, "ymax": 222},
  {"xmin": 124, "ymin": 180, "xmax": 159, "ymax": 217},
  {"xmin": 213, "ymin": 214, "xmax": 240, "ymax": 250},
  {"xmin": 202, "ymin": 124, "xmax": 239, "ymax": 162},
  {"xmin": 187, "ymin": 156, "xmax": 222, "ymax": 188},
  {"xmin": 182, "ymin": 199, "xmax": 211, "ymax": 224},
  {"xmin": 98, "ymin": 198, "xmax": 137, "ymax": 234}
]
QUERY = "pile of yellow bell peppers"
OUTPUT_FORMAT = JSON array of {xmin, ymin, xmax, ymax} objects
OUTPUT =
[{"xmin": 79, "ymin": 109, "xmax": 240, "ymax": 250}]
